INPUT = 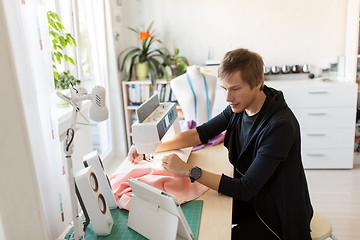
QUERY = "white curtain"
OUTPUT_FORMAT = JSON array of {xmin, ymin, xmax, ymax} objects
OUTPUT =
[
  {"xmin": 3, "ymin": 0, "xmax": 127, "ymax": 238},
  {"xmin": 8, "ymin": 1, "xmax": 68, "ymax": 238}
]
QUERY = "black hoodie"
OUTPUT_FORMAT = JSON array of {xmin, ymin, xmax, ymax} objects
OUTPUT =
[{"xmin": 196, "ymin": 85, "xmax": 313, "ymax": 240}]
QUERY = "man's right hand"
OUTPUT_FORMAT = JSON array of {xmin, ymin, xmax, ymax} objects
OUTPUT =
[{"xmin": 128, "ymin": 145, "xmax": 143, "ymax": 164}]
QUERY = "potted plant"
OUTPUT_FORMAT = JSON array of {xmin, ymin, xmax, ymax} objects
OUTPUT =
[
  {"xmin": 47, "ymin": 11, "xmax": 78, "ymax": 85},
  {"xmin": 55, "ymin": 70, "xmax": 81, "ymax": 89},
  {"xmin": 54, "ymin": 70, "xmax": 81, "ymax": 107},
  {"xmin": 163, "ymin": 47, "xmax": 189, "ymax": 77},
  {"xmin": 119, "ymin": 22, "xmax": 167, "ymax": 86},
  {"xmin": 48, "ymin": 11, "xmax": 80, "ymax": 106}
]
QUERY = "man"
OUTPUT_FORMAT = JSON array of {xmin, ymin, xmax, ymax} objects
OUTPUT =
[{"xmin": 129, "ymin": 48, "xmax": 313, "ymax": 239}]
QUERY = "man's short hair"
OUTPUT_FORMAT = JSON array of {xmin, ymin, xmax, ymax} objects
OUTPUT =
[{"xmin": 218, "ymin": 48, "xmax": 264, "ymax": 90}]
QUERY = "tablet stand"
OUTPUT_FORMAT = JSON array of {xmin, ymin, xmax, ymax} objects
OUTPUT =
[{"xmin": 127, "ymin": 178, "xmax": 193, "ymax": 240}]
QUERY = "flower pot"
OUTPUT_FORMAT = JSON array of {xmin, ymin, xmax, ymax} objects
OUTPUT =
[
  {"xmin": 170, "ymin": 65, "xmax": 179, "ymax": 77},
  {"xmin": 135, "ymin": 62, "xmax": 149, "ymax": 80}
]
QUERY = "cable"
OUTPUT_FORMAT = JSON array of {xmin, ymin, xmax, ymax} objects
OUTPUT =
[{"xmin": 65, "ymin": 128, "xmax": 75, "ymax": 152}]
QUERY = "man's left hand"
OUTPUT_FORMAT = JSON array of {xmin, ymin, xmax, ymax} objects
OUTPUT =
[{"xmin": 161, "ymin": 153, "xmax": 191, "ymax": 177}]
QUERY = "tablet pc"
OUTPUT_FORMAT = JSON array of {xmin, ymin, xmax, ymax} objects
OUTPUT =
[{"xmin": 127, "ymin": 178, "xmax": 194, "ymax": 240}]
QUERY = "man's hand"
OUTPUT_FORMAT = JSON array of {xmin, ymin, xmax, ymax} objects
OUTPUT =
[
  {"xmin": 161, "ymin": 154, "xmax": 191, "ymax": 176},
  {"xmin": 127, "ymin": 145, "xmax": 143, "ymax": 164}
]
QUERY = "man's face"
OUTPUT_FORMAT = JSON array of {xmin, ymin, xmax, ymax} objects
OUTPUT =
[{"xmin": 220, "ymin": 71, "xmax": 261, "ymax": 113}]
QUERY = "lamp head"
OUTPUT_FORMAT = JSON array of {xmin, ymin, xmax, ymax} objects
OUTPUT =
[{"xmin": 89, "ymin": 86, "xmax": 109, "ymax": 122}]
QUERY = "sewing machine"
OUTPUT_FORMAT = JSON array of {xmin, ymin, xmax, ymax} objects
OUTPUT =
[{"xmin": 132, "ymin": 94, "xmax": 181, "ymax": 156}]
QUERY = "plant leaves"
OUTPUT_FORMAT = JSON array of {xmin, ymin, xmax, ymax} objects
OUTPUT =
[
  {"xmin": 56, "ymin": 22, "xmax": 64, "ymax": 31},
  {"xmin": 121, "ymin": 49, "xmax": 140, "ymax": 80},
  {"xmin": 160, "ymin": 65, "xmax": 169, "ymax": 81},
  {"xmin": 178, "ymin": 63, "xmax": 187, "ymax": 75},
  {"xmin": 128, "ymin": 27, "xmax": 139, "ymax": 34},
  {"xmin": 147, "ymin": 21, "xmax": 155, "ymax": 33},
  {"xmin": 178, "ymin": 56, "xmax": 189, "ymax": 65},
  {"xmin": 148, "ymin": 64, "xmax": 157, "ymax": 86},
  {"xmin": 148, "ymin": 58, "xmax": 160, "ymax": 76},
  {"xmin": 49, "ymin": 21, "xmax": 59, "ymax": 31},
  {"xmin": 68, "ymin": 57, "xmax": 75, "ymax": 65},
  {"xmin": 59, "ymin": 36, "xmax": 65, "ymax": 47},
  {"xmin": 174, "ymin": 48, "xmax": 179, "ymax": 55},
  {"xmin": 54, "ymin": 71, "xmax": 58, "ymax": 81},
  {"xmin": 56, "ymin": 52, "xmax": 62, "ymax": 64},
  {"xmin": 121, "ymin": 48, "xmax": 140, "ymax": 70}
]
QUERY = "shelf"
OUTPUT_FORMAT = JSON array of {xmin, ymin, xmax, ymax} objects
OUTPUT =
[
  {"xmin": 122, "ymin": 79, "xmax": 168, "ymax": 85},
  {"xmin": 127, "ymin": 106, "xmax": 139, "ymax": 110},
  {"xmin": 127, "ymin": 104, "xmax": 180, "ymax": 111}
]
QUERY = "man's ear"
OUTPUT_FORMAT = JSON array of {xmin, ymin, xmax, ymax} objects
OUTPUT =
[{"xmin": 255, "ymin": 78, "xmax": 263, "ymax": 90}]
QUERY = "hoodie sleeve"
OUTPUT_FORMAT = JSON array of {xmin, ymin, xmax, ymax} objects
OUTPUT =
[
  {"xmin": 196, "ymin": 105, "xmax": 232, "ymax": 144},
  {"xmin": 218, "ymin": 120, "xmax": 296, "ymax": 201}
]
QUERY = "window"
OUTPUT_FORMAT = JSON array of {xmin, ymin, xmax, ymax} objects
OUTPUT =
[
  {"xmin": 75, "ymin": 0, "xmax": 112, "ymax": 156},
  {"xmin": 55, "ymin": 0, "xmax": 112, "ymax": 157}
]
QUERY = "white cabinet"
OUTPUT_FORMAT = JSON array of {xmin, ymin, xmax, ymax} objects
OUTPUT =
[{"xmin": 267, "ymin": 79, "xmax": 357, "ymax": 169}]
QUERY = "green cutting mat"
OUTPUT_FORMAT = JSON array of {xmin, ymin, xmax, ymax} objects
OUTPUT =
[{"xmin": 65, "ymin": 200, "xmax": 203, "ymax": 240}]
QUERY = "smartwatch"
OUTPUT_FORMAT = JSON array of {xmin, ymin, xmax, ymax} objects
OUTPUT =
[{"xmin": 189, "ymin": 166, "xmax": 202, "ymax": 183}]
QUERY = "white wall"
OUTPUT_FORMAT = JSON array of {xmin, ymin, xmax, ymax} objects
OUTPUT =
[{"xmin": 120, "ymin": 0, "xmax": 348, "ymax": 68}]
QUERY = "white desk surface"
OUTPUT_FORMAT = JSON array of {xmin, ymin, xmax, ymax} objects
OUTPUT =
[{"xmin": 114, "ymin": 143, "xmax": 233, "ymax": 240}]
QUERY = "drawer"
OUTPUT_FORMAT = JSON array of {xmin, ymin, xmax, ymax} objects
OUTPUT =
[
  {"xmin": 301, "ymin": 148, "xmax": 353, "ymax": 169},
  {"xmin": 301, "ymin": 128, "xmax": 355, "ymax": 149},
  {"xmin": 293, "ymin": 107, "xmax": 356, "ymax": 129},
  {"xmin": 272, "ymin": 82, "xmax": 357, "ymax": 109}
]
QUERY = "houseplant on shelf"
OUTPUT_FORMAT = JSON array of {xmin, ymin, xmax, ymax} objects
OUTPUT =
[
  {"xmin": 119, "ymin": 22, "xmax": 167, "ymax": 86},
  {"xmin": 162, "ymin": 47, "xmax": 189, "ymax": 77}
]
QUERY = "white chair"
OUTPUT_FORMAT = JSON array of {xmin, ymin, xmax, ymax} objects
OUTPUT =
[{"xmin": 310, "ymin": 212, "xmax": 337, "ymax": 240}]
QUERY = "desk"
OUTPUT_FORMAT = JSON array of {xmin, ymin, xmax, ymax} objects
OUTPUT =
[
  {"xmin": 113, "ymin": 143, "xmax": 233, "ymax": 239},
  {"xmin": 188, "ymin": 143, "xmax": 233, "ymax": 240}
]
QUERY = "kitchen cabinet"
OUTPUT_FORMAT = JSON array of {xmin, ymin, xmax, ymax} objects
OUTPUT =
[{"xmin": 267, "ymin": 79, "xmax": 357, "ymax": 169}]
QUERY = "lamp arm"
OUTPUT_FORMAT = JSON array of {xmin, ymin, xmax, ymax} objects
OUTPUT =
[{"xmin": 76, "ymin": 94, "xmax": 92, "ymax": 101}]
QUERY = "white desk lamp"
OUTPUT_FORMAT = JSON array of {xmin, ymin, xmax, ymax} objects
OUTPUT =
[{"xmin": 57, "ymin": 82, "xmax": 109, "ymax": 240}]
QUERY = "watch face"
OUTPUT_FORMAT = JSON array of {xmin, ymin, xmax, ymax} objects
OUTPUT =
[{"xmin": 190, "ymin": 167, "xmax": 202, "ymax": 180}]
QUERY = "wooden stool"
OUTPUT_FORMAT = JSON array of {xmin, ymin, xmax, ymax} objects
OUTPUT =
[{"xmin": 310, "ymin": 212, "xmax": 337, "ymax": 240}]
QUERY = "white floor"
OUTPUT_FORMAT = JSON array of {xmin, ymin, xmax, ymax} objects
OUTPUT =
[{"xmin": 305, "ymin": 164, "xmax": 360, "ymax": 240}]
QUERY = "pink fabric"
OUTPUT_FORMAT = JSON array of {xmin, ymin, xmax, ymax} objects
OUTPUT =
[
  {"xmin": 180, "ymin": 120, "xmax": 226, "ymax": 151},
  {"xmin": 110, "ymin": 161, "xmax": 208, "ymax": 210}
]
